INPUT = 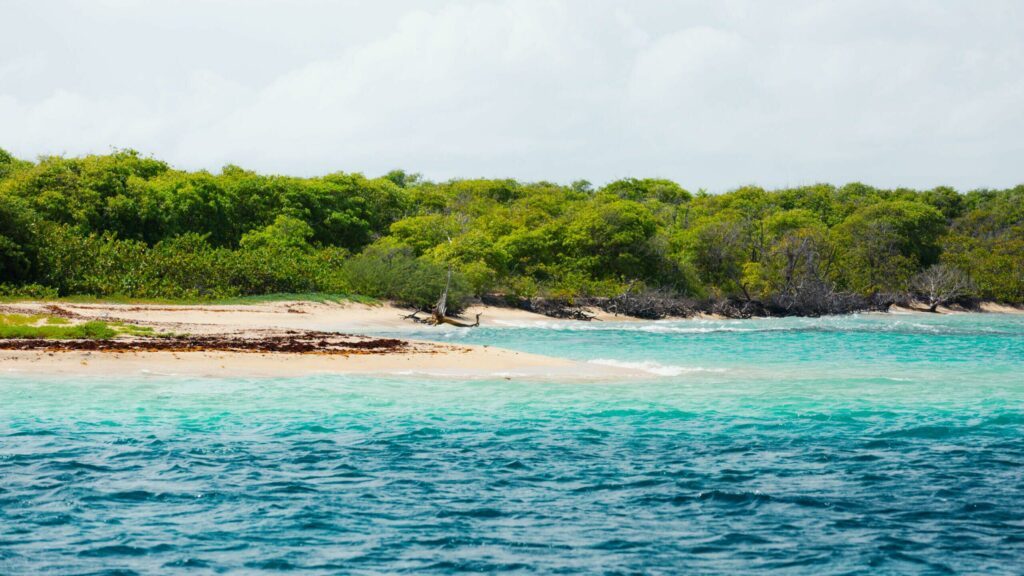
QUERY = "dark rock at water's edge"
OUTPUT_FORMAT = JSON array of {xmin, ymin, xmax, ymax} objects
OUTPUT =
[{"xmin": 480, "ymin": 291, "xmax": 922, "ymax": 321}]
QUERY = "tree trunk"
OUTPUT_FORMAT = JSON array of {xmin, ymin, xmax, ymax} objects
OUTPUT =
[
  {"xmin": 437, "ymin": 313, "xmax": 481, "ymax": 328},
  {"xmin": 432, "ymin": 267, "xmax": 452, "ymax": 324}
]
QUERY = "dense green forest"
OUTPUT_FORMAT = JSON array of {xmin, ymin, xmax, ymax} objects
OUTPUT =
[{"xmin": 0, "ymin": 148, "xmax": 1021, "ymax": 314}]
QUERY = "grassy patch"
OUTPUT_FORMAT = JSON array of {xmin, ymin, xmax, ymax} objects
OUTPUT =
[
  {"xmin": 210, "ymin": 292, "xmax": 379, "ymax": 305},
  {"xmin": 0, "ymin": 314, "xmax": 152, "ymax": 340},
  {"xmin": 0, "ymin": 292, "xmax": 378, "ymax": 306},
  {"xmin": 0, "ymin": 320, "xmax": 118, "ymax": 340},
  {"xmin": 110, "ymin": 322, "xmax": 157, "ymax": 336},
  {"xmin": 0, "ymin": 313, "xmax": 44, "ymax": 326},
  {"xmin": 33, "ymin": 295, "xmax": 201, "ymax": 305}
]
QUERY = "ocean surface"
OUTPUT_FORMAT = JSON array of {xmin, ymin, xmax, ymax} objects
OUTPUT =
[{"xmin": 1, "ymin": 313, "xmax": 1022, "ymax": 574}]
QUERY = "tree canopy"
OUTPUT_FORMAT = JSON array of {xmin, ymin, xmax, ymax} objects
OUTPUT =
[{"xmin": 0, "ymin": 148, "xmax": 1021, "ymax": 311}]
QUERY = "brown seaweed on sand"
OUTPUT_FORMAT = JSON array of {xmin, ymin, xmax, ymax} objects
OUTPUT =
[{"xmin": 0, "ymin": 332, "xmax": 408, "ymax": 355}]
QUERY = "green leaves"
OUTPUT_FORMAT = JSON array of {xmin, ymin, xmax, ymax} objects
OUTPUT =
[
  {"xmin": 0, "ymin": 149, "xmax": 1021, "ymax": 307},
  {"xmin": 343, "ymin": 242, "xmax": 469, "ymax": 311},
  {"xmin": 833, "ymin": 201, "xmax": 945, "ymax": 293},
  {"xmin": 677, "ymin": 218, "xmax": 749, "ymax": 296},
  {"xmin": 563, "ymin": 199, "xmax": 658, "ymax": 279},
  {"xmin": 240, "ymin": 215, "xmax": 315, "ymax": 252},
  {"xmin": 600, "ymin": 178, "xmax": 692, "ymax": 204}
]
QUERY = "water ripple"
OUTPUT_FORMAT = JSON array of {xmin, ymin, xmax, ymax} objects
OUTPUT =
[{"xmin": 1, "ymin": 314, "xmax": 1022, "ymax": 573}]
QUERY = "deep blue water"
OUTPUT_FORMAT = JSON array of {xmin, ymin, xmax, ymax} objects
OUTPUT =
[{"xmin": 1, "ymin": 313, "xmax": 1023, "ymax": 574}]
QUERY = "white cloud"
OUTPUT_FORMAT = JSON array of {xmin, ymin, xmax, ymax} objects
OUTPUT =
[{"xmin": 0, "ymin": 0, "xmax": 1021, "ymax": 190}]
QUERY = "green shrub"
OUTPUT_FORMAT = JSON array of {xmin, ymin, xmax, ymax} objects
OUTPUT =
[
  {"xmin": 0, "ymin": 283, "xmax": 59, "ymax": 300},
  {"xmin": 343, "ymin": 242, "xmax": 469, "ymax": 310},
  {"xmin": 460, "ymin": 260, "xmax": 498, "ymax": 297},
  {"xmin": 1, "ymin": 149, "xmax": 1022, "ymax": 306},
  {"xmin": 68, "ymin": 321, "xmax": 119, "ymax": 339}
]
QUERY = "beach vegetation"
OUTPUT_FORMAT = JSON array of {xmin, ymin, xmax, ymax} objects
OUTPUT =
[
  {"xmin": 0, "ymin": 148, "xmax": 1021, "ymax": 312},
  {"xmin": 0, "ymin": 314, "xmax": 119, "ymax": 339}
]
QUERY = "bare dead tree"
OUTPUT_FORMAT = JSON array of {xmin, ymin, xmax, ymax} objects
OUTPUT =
[
  {"xmin": 432, "ymin": 266, "xmax": 452, "ymax": 322},
  {"xmin": 402, "ymin": 266, "xmax": 481, "ymax": 328},
  {"xmin": 766, "ymin": 231, "xmax": 838, "ymax": 314},
  {"xmin": 911, "ymin": 264, "xmax": 975, "ymax": 312}
]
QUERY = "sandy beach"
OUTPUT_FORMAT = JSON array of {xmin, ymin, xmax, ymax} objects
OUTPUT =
[
  {"xmin": 888, "ymin": 302, "xmax": 1024, "ymax": 315},
  {"xmin": 0, "ymin": 345, "xmax": 604, "ymax": 379},
  {"xmin": 0, "ymin": 300, "xmax": 640, "ymax": 380},
  {"xmin": 1, "ymin": 300, "xmax": 645, "ymax": 333},
  {"xmin": 2, "ymin": 299, "xmax": 1020, "ymax": 379}
]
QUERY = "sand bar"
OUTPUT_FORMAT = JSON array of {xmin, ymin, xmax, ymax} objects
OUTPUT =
[{"xmin": 0, "ymin": 300, "xmax": 642, "ymax": 380}]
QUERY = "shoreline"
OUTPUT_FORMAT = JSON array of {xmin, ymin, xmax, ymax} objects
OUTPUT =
[
  {"xmin": 890, "ymin": 302, "xmax": 1024, "ymax": 315},
  {"xmin": 0, "ymin": 300, "xmax": 646, "ymax": 380},
  {"xmin": 0, "ymin": 346, "xmax": 628, "ymax": 380},
  {"xmin": 1, "ymin": 299, "xmax": 1020, "ymax": 380}
]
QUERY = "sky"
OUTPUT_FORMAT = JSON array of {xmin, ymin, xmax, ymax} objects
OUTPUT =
[{"xmin": 1, "ymin": 0, "xmax": 1022, "ymax": 191}]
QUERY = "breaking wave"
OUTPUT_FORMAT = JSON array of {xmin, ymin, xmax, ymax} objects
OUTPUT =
[
  {"xmin": 588, "ymin": 359, "xmax": 727, "ymax": 377},
  {"xmin": 480, "ymin": 316, "xmax": 1022, "ymax": 337}
]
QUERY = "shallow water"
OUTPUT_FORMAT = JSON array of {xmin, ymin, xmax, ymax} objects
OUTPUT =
[{"xmin": 1, "ymin": 313, "xmax": 1022, "ymax": 574}]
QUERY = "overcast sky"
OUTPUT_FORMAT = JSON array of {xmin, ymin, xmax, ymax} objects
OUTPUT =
[{"xmin": 2, "ymin": 0, "xmax": 1022, "ymax": 190}]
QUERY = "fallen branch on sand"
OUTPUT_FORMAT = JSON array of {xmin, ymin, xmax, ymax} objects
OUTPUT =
[{"xmin": 402, "ymin": 309, "xmax": 482, "ymax": 328}]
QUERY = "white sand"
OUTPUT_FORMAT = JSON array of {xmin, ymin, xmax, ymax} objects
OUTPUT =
[
  {"xmin": 890, "ymin": 301, "xmax": 1024, "ymax": 314},
  {"xmin": 0, "ymin": 300, "xmax": 644, "ymax": 380},
  {"xmin": 0, "ymin": 346, "xmax": 637, "ymax": 380},
  {"xmin": 4, "ymin": 300, "xmax": 579, "ymax": 333}
]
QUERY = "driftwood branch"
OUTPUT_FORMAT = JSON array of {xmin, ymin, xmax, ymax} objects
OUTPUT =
[
  {"xmin": 402, "ymin": 266, "xmax": 482, "ymax": 327},
  {"xmin": 437, "ymin": 313, "xmax": 482, "ymax": 328}
]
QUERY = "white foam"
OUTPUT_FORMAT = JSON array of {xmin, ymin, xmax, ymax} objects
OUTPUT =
[
  {"xmin": 489, "ymin": 319, "xmax": 772, "ymax": 334},
  {"xmin": 386, "ymin": 370, "xmax": 532, "ymax": 378},
  {"xmin": 588, "ymin": 359, "xmax": 727, "ymax": 377},
  {"xmin": 140, "ymin": 369, "xmax": 180, "ymax": 377}
]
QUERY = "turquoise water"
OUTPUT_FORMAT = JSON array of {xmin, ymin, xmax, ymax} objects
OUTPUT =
[{"xmin": 1, "ymin": 314, "xmax": 1022, "ymax": 574}]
